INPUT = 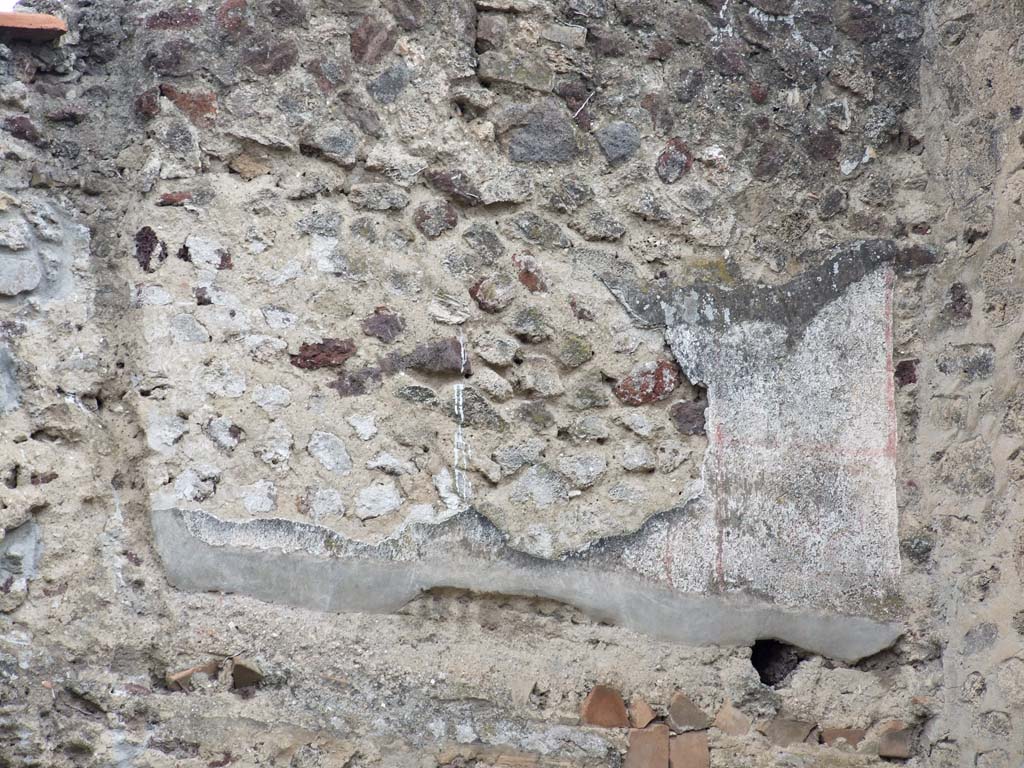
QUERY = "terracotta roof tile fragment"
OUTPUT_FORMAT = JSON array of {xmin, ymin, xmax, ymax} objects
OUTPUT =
[{"xmin": 0, "ymin": 12, "xmax": 67, "ymax": 42}]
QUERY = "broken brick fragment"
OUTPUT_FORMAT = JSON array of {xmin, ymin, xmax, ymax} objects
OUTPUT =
[
  {"xmin": 580, "ymin": 685, "xmax": 630, "ymax": 728},
  {"xmin": 290, "ymin": 338, "xmax": 357, "ymax": 370},
  {"xmin": 666, "ymin": 692, "xmax": 711, "ymax": 732},
  {"xmin": 625, "ymin": 724, "xmax": 670, "ymax": 768},
  {"xmin": 158, "ymin": 191, "xmax": 193, "ymax": 207},
  {"xmin": 713, "ymin": 703, "xmax": 750, "ymax": 736},
  {"xmin": 0, "ymin": 12, "xmax": 67, "ymax": 42},
  {"xmin": 630, "ymin": 695, "xmax": 657, "ymax": 728},
  {"xmin": 821, "ymin": 727, "xmax": 866, "ymax": 747},
  {"xmin": 669, "ymin": 732, "xmax": 709, "ymax": 768},
  {"xmin": 878, "ymin": 721, "xmax": 913, "ymax": 758},
  {"xmin": 230, "ymin": 659, "xmax": 263, "ymax": 689},
  {"xmin": 759, "ymin": 718, "xmax": 815, "ymax": 746},
  {"xmin": 165, "ymin": 660, "xmax": 218, "ymax": 692},
  {"xmin": 614, "ymin": 361, "xmax": 681, "ymax": 406},
  {"xmin": 159, "ymin": 84, "xmax": 217, "ymax": 125}
]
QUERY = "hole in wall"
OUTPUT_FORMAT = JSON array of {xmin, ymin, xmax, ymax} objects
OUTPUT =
[{"xmin": 750, "ymin": 639, "xmax": 805, "ymax": 687}]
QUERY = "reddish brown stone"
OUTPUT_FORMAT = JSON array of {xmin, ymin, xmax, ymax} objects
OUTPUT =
[
  {"xmin": 384, "ymin": 0, "xmax": 426, "ymax": 31},
  {"xmin": 878, "ymin": 721, "xmax": 913, "ymax": 758},
  {"xmin": 630, "ymin": 695, "xmax": 657, "ymax": 729},
  {"xmin": 469, "ymin": 275, "xmax": 516, "ymax": 313},
  {"xmin": 0, "ymin": 12, "xmax": 66, "ymax": 41},
  {"xmin": 804, "ymin": 128, "xmax": 841, "ymax": 162},
  {"xmin": 146, "ymin": 38, "xmax": 199, "ymax": 77},
  {"xmin": 656, "ymin": 138, "xmax": 693, "ymax": 183},
  {"xmin": 360, "ymin": 307, "xmax": 405, "ymax": 344},
  {"xmin": 670, "ymin": 400, "xmax": 706, "ymax": 435},
  {"xmin": 304, "ymin": 58, "xmax": 350, "ymax": 93},
  {"xmin": 580, "ymin": 685, "xmax": 630, "ymax": 728},
  {"xmin": 760, "ymin": 718, "xmax": 815, "ymax": 747},
  {"xmin": 350, "ymin": 16, "xmax": 397, "ymax": 66},
  {"xmin": 134, "ymin": 226, "xmax": 167, "ymax": 273},
  {"xmin": 424, "ymin": 169, "xmax": 482, "ymax": 207},
  {"xmin": 666, "ymin": 692, "xmax": 711, "ymax": 733},
  {"xmin": 159, "ymin": 85, "xmax": 217, "ymax": 126},
  {"xmin": 614, "ymin": 361, "xmax": 681, "ymax": 406},
  {"xmin": 713, "ymin": 703, "xmax": 750, "ymax": 736},
  {"xmin": 290, "ymin": 338, "xmax": 357, "ymax": 370},
  {"xmin": 329, "ymin": 366, "xmax": 382, "ymax": 397},
  {"xmin": 894, "ymin": 359, "xmax": 918, "ymax": 387},
  {"xmin": 242, "ymin": 35, "xmax": 299, "ymax": 76},
  {"xmin": 413, "ymin": 201, "xmax": 458, "ymax": 239},
  {"xmin": 750, "ymin": 82, "xmax": 769, "ymax": 104},
  {"xmin": 2, "ymin": 115, "xmax": 42, "ymax": 145},
  {"xmin": 158, "ymin": 191, "xmax": 193, "ymax": 206},
  {"xmin": 821, "ymin": 728, "xmax": 866, "ymax": 747},
  {"xmin": 513, "ymin": 254, "xmax": 547, "ymax": 293},
  {"xmin": 570, "ymin": 297, "xmax": 594, "ymax": 321},
  {"xmin": 384, "ymin": 338, "xmax": 469, "ymax": 376},
  {"xmin": 625, "ymin": 725, "xmax": 670, "ymax": 768},
  {"xmin": 215, "ymin": 0, "xmax": 252, "ymax": 39},
  {"xmin": 669, "ymin": 732, "xmax": 709, "ymax": 768},
  {"xmin": 145, "ymin": 7, "xmax": 203, "ymax": 29},
  {"xmin": 135, "ymin": 87, "xmax": 161, "ymax": 119},
  {"xmin": 46, "ymin": 103, "xmax": 87, "ymax": 124}
]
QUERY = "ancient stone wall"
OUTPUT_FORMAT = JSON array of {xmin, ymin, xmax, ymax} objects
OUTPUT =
[{"xmin": 1, "ymin": 0, "xmax": 1023, "ymax": 765}]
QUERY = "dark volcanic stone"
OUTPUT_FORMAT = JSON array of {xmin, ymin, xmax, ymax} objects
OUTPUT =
[
  {"xmin": 290, "ymin": 338, "xmax": 357, "ymax": 369},
  {"xmin": 596, "ymin": 121, "xmax": 640, "ymax": 165},
  {"xmin": 367, "ymin": 60, "xmax": 411, "ymax": 104},
  {"xmin": 329, "ymin": 366, "xmax": 382, "ymax": 397},
  {"xmin": 508, "ymin": 101, "xmax": 578, "ymax": 164},
  {"xmin": 462, "ymin": 224, "xmax": 506, "ymax": 263}
]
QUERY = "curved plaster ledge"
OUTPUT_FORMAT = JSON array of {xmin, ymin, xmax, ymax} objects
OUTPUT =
[{"xmin": 152, "ymin": 507, "xmax": 901, "ymax": 664}]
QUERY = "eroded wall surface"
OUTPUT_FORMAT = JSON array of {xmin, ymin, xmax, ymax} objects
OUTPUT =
[{"xmin": 1, "ymin": 0, "xmax": 1023, "ymax": 765}]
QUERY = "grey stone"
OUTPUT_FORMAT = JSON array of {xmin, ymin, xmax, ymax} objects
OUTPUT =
[
  {"xmin": 355, "ymin": 480, "xmax": 403, "ymax": 520},
  {"xmin": 256, "ymin": 422, "xmax": 294, "ymax": 468},
  {"xmin": 349, "ymin": 183, "xmax": 410, "ymax": 211},
  {"xmin": 307, "ymin": 431, "xmax": 353, "ymax": 473},
  {"xmin": 595, "ymin": 121, "xmax": 640, "ymax": 165},
  {"xmin": 0, "ymin": 250, "xmax": 41, "ymax": 296},
  {"xmin": 367, "ymin": 60, "xmax": 411, "ymax": 104},
  {"xmin": 558, "ymin": 454, "xmax": 607, "ymax": 488},
  {"xmin": 508, "ymin": 100, "xmax": 578, "ymax": 164},
  {"xmin": 478, "ymin": 50, "xmax": 554, "ymax": 92},
  {"xmin": 366, "ymin": 452, "xmax": 416, "ymax": 476}
]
